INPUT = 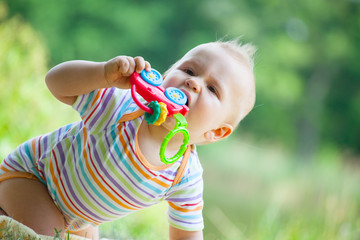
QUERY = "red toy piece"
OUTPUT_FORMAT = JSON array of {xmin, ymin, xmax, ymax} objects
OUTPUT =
[{"xmin": 130, "ymin": 71, "xmax": 189, "ymax": 116}]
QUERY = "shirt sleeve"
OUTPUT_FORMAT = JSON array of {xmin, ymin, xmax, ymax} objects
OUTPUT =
[
  {"xmin": 165, "ymin": 154, "xmax": 204, "ymax": 231},
  {"xmin": 72, "ymin": 88, "xmax": 136, "ymax": 133}
]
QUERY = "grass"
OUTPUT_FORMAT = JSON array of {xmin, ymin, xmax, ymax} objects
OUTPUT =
[
  {"xmin": 197, "ymin": 137, "xmax": 360, "ymax": 240},
  {"xmin": 0, "ymin": 217, "xmax": 64, "ymax": 240},
  {"xmin": 100, "ymin": 202, "xmax": 168, "ymax": 239}
]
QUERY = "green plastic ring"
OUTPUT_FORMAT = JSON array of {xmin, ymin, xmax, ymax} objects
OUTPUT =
[
  {"xmin": 144, "ymin": 101, "xmax": 161, "ymax": 125},
  {"xmin": 160, "ymin": 114, "xmax": 190, "ymax": 164}
]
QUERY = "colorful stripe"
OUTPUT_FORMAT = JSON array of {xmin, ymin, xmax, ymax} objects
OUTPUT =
[{"xmin": 0, "ymin": 88, "xmax": 204, "ymax": 231}]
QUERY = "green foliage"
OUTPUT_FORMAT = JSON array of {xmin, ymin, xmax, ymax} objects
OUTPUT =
[
  {"xmin": 198, "ymin": 138, "xmax": 360, "ymax": 240},
  {"xmin": 0, "ymin": 5, "xmax": 78, "ymax": 159},
  {"xmin": 4, "ymin": 0, "xmax": 217, "ymax": 72},
  {"xmin": 239, "ymin": 0, "xmax": 360, "ymax": 156},
  {"xmin": 100, "ymin": 202, "xmax": 168, "ymax": 239}
]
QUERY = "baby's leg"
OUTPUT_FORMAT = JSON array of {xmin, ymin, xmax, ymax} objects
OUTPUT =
[{"xmin": 0, "ymin": 178, "xmax": 66, "ymax": 237}]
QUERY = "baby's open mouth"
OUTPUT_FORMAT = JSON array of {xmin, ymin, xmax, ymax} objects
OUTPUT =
[{"xmin": 181, "ymin": 89, "xmax": 190, "ymax": 108}]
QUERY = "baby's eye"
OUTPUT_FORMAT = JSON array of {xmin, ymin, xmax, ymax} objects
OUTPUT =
[
  {"xmin": 207, "ymin": 85, "xmax": 217, "ymax": 95},
  {"xmin": 184, "ymin": 68, "xmax": 194, "ymax": 76}
]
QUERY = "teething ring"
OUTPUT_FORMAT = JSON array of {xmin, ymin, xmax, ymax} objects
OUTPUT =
[
  {"xmin": 160, "ymin": 114, "xmax": 189, "ymax": 164},
  {"xmin": 153, "ymin": 102, "xmax": 168, "ymax": 126},
  {"xmin": 144, "ymin": 101, "xmax": 161, "ymax": 124},
  {"xmin": 131, "ymin": 84, "xmax": 153, "ymax": 113}
]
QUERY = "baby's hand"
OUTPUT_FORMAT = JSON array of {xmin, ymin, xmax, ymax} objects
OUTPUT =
[{"xmin": 104, "ymin": 56, "xmax": 151, "ymax": 89}]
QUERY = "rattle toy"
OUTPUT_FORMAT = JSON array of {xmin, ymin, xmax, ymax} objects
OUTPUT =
[{"xmin": 130, "ymin": 69, "xmax": 190, "ymax": 164}]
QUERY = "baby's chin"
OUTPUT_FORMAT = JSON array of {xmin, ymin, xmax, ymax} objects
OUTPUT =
[{"xmin": 160, "ymin": 115, "xmax": 177, "ymax": 131}]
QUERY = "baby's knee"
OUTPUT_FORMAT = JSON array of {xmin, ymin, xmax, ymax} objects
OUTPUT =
[{"xmin": 0, "ymin": 177, "xmax": 66, "ymax": 236}]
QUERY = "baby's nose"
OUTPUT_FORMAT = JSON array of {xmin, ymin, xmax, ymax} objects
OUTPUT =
[{"xmin": 185, "ymin": 79, "xmax": 200, "ymax": 93}]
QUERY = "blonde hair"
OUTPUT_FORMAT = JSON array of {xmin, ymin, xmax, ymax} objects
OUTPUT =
[
  {"xmin": 215, "ymin": 39, "xmax": 257, "ymax": 70},
  {"xmin": 215, "ymin": 39, "xmax": 257, "ymax": 126},
  {"xmin": 164, "ymin": 39, "xmax": 256, "ymax": 77}
]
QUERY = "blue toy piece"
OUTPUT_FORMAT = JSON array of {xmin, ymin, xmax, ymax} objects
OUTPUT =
[
  {"xmin": 164, "ymin": 87, "xmax": 187, "ymax": 106},
  {"xmin": 140, "ymin": 69, "xmax": 163, "ymax": 86}
]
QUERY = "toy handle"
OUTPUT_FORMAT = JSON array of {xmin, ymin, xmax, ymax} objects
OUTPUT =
[
  {"xmin": 131, "ymin": 84, "xmax": 152, "ymax": 114},
  {"xmin": 159, "ymin": 114, "xmax": 190, "ymax": 164}
]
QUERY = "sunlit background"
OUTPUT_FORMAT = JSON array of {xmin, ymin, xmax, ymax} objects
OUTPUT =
[{"xmin": 0, "ymin": 0, "xmax": 359, "ymax": 239}]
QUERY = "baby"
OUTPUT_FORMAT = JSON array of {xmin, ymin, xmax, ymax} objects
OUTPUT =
[{"xmin": 0, "ymin": 40, "xmax": 256, "ymax": 240}]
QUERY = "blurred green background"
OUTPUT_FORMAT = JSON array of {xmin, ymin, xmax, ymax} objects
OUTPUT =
[{"xmin": 0, "ymin": 0, "xmax": 359, "ymax": 239}]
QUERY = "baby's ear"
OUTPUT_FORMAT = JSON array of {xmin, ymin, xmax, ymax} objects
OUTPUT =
[{"xmin": 203, "ymin": 124, "xmax": 233, "ymax": 143}]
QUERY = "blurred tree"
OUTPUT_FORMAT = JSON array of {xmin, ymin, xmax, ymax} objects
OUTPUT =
[
  {"xmin": 204, "ymin": 0, "xmax": 360, "ymax": 159},
  {"xmin": 4, "ymin": 0, "xmax": 217, "ymax": 72},
  {"xmin": 0, "ymin": 2, "xmax": 78, "ymax": 158}
]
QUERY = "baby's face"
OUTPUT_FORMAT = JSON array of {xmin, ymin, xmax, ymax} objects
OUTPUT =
[{"xmin": 162, "ymin": 43, "xmax": 255, "ymax": 144}]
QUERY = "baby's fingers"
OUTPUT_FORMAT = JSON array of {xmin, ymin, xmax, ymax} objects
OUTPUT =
[
  {"xmin": 134, "ymin": 56, "xmax": 151, "ymax": 73},
  {"xmin": 145, "ymin": 61, "xmax": 151, "ymax": 72},
  {"xmin": 119, "ymin": 56, "xmax": 135, "ymax": 76}
]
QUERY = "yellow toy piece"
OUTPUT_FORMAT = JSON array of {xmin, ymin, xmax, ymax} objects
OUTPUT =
[{"xmin": 153, "ymin": 102, "xmax": 168, "ymax": 126}]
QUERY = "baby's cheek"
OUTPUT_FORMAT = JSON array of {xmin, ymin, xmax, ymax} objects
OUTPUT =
[
  {"xmin": 162, "ymin": 75, "xmax": 182, "ymax": 88},
  {"xmin": 187, "ymin": 112, "xmax": 211, "ymax": 131}
]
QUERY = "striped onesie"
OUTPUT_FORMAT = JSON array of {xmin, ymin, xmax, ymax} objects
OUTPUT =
[{"xmin": 0, "ymin": 88, "xmax": 204, "ymax": 231}]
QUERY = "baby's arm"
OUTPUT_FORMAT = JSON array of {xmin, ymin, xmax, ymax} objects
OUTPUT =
[
  {"xmin": 169, "ymin": 225, "xmax": 203, "ymax": 240},
  {"xmin": 45, "ymin": 56, "xmax": 150, "ymax": 105}
]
